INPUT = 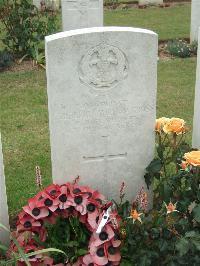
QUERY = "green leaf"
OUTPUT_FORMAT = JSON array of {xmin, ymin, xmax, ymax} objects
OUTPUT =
[
  {"xmin": 163, "ymin": 181, "xmax": 171, "ymax": 200},
  {"xmin": 139, "ymin": 255, "xmax": 151, "ymax": 266},
  {"xmin": 0, "ymin": 223, "xmax": 10, "ymax": 232},
  {"xmin": 176, "ymin": 238, "xmax": 189, "ymax": 256},
  {"xmin": 0, "ymin": 243, "xmax": 8, "ymax": 252},
  {"xmin": 146, "ymin": 158, "xmax": 162, "ymax": 174},
  {"xmin": 66, "ymin": 241, "xmax": 79, "ymax": 247},
  {"xmin": 185, "ymin": 231, "xmax": 196, "ymax": 238},
  {"xmin": 192, "ymin": 239, "xmax": 200, "ymax": 251},
  {"xmin": 76, "ymin": 249, "xmax": 88, "ymax": 256},
  {"xmin": 144, "ymin": 173, "xmax": 152, "ymax": 189},
  {"xmin": 24, "ymin": 248, "xmax": 66, "ymax": 257},
  {"xmin": 12, "ymin": 237, "xmax": 31, "ymax": 266},
  {"xmin": 192, "ymin": 204, "xmax": 200, "ymax": 223}
]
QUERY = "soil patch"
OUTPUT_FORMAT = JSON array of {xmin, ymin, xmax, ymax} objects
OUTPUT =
[
  {"xmin": 105, "ymin": 1, "xmax": 190, "ymax": 10},
  {"xmin": 1, "ymin": 60, "xmax": 40, "ymax": 73}
]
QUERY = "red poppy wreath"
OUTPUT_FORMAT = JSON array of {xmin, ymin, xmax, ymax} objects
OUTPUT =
[{"xmin": 9, "ymin": 182, "xmax": 121, "ymax": 266}]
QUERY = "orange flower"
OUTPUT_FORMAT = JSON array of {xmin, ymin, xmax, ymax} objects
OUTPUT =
[
  {"xmin": 164, "ymin": 201, "xmax": 179, "ymax": 214},
  {"xmin": 155, "ymin": 117, "xmax": 169, "ymax": 133},
  {"xmin": 128, "ymin": 209, "xmax": 143, "ymax": 224},
  {"xmin": 181, "ymin": 161, "xmax": 188, "ymax": 170},
  {"xmin": 163, "ymin": 117, "xmax": 186, "ymax": 135},
  {"xmin": 184, "ymin": 150, "xmax": 200, "ymax": 167}
]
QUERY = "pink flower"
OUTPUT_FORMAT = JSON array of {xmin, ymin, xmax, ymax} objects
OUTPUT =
[
  {"xmin": 91, "ymin": 224, "xmax": 115, "ymax": 247},
  {"xmin": 73, "ymin": 193, "xmax": 89, "ymax": 215},
  {"xmin": 58, "ymin": 184, "xmax": 75, "ymax": 210},
  {"xmin": 86, "ymin": 199, "xmax": 102, "ymax": 230},
  {"xmin": 36, "ymin": 191, "xmax": 60, "ymax": 212},
  {"xmin": 10, "ymin": 182, "xmax": 121, "ymax": 266},
  {"xmin": 90, "ymin": 241, "xmax": 121, "ymax": 265},
  {"xmin": 17, "ymin": 211, "xmax": 41, "ymax": 232},
  {"xmin": 44, "ymin": 184, "xmax": 61, "ymax": 199},
  {"xmin": 23, "ymin": 197, "xmax": 49, "ymax": 220},
  {"xmin": 82, "ymin": 254, "xmax": 98, "ymax": 265}
]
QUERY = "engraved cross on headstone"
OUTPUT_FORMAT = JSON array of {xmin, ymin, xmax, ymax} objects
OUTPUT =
[
  {"xmin": 83, "ymin": 136, "xmax": 127, "ymax": 163},
  {"xmin": 62, "ymin": 0, "xmax": 102, "ymax": 31}
]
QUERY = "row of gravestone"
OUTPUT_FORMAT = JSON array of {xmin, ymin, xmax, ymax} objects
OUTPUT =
[
  {"xmin": 33, "ymin": 0, "xmax": 200, "ymax": 43},
  {"xmin": 1, "ymin": 0, "xmax": 200, "ymax": 246},
  {"xmin": 32, "ymin": 0, "xmax": 164, "ymax": 12}
]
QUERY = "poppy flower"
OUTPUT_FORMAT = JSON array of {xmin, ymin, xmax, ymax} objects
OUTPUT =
[
  {"xmin": 10, "ymin": 182, "xmax": 121, "ymax": 266},
  {"xmin": 87, "ymin": 199, "xmax": 102, "ymax": 230},
  {"xmin": 17, "ymin": 211, "xmax": 41, "ymax": 232},
  {"xmin": 90, "ymin": 241, "xmax": 121, "ymax": 265},
  {"xmin": 91, "ymin": 224, "xmax": 115, "ymax": 247},
  {"xmin": 23, "ymin": 197, "xmax": 49, "ymax": 220},
  {"xmin": 82, "ymin": 254, "xmax": 98, "ymax": 265},
  {"xmin": 44, "ymin": 184, "xmax": 61, "ymax": 199},
  {"xmin": 36, "ymin": 191, "xmax": 60, "ymax": 212},
  {"xmin": 58, "ymin": 184, "xmax": 75, "ymax": 209}
]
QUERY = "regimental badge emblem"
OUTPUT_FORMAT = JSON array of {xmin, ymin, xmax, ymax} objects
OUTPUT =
[{"xmin": 79, "ymin": 43, "xmax": 128, "ymax": 90}]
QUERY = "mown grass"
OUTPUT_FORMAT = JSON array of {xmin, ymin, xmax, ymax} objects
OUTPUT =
[
  {"xmin": 0, "ymin": 70, "xmax": 51, "ymax": 218},
  {"xmin": 1, "ymin": 3, "xmax": 191, "ymax": 51},
  {"xmin": 105, "ymin": 4, "xmax": 191, "ymax": 40},
  {"xmin": 0, "ymin": 57, "xmax": 196, "ymax": 218},
  {"xmin": 157, "ymin": 58, "xmax": 196, "ymax": 143}
]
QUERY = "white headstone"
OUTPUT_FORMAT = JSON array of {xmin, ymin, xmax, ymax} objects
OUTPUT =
[
  {"xmin": 61, "ymin": 0, "xmax": 103, "ymax": 31},
  {"xmin": 190, "ymin": 0, "xmax": 200, "ymax": 42},
  {"xmin": 139, "ymin": 0, "xmax": 163, "ymax": 5},
  {"xmin": 0, "ymin": 134, "xmax": 10, "ymax": 245},
  {"xmin": 46, "ymin": 27, "xmax": 158, "ymax": 201},
  {"xmin": 192, "ymin": 28, "xmax": 200, "ymax": 149}
]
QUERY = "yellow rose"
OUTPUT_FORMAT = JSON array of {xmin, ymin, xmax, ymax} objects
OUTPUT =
[
  {"xmin": 155, "ymin": 117, "xmax": 169, "ymax": 132},
  {"xmin": 163, "ymin": 117, "xmax": 186, "ymax": 135},
  {"xmin": 184, "ymin": 151, "xmax": 200, "ymax": 167}
]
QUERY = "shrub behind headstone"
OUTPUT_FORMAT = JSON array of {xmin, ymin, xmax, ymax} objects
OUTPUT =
[{"xmin": 0, "ymin": 0, "xmax": 57, "ymax": 59}]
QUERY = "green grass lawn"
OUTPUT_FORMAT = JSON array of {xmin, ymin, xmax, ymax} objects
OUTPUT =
[
  {"xmin": 0, "ymin": 3, "xmax": 191, "ymax": 49},
  {"xmin": 0, "ymin": 57, "xmax": 196, "ymax": 219},
  {"xmin": 157, "ymin": 58, "xmax": 196, "ymax": 136},
  {"xmin": 105, "ymin": 4, "xmax": 191, "ymax": 40}
]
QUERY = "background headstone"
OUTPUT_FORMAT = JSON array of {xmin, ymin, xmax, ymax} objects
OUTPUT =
[
  {"xmin": 190, "ymin": 0, "xmax": 200, "ymax": 42},
  {"xmin": 33, "ymin": 0, "xmax": 41, "ymax": 9},
  {"xmin": 0, "ymin": 133, "xmax": 10, "ymax": 245},
  {"xmin": 46, "ymin": 27, "xmax": 158, "ymax": 201},
  {"xmin": 139, "ymin": 0, "xmax": 163, "ymax": 5},
  {"xmin": 33, "ymin": 0, "xmax": 60, "ymax": 10},
  {"xmin": 61, "ymin": 0, "xmax": 103, "ymax": 31},
  {"xmin": 192, "ymin": 28, "xmax": 200, "ymax": 149}
]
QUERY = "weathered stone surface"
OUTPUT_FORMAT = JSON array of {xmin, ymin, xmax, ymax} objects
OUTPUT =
[
  {"xmin": 46, "ymin": 27, "xmax": 157, "ymax": 201},
  {"xmin": 190, "ymin": 0, "xmax": 200, "ymax": 42},
  {"xmin": 139, "ymin": 0, "xmax": 163, "ymax": 5},
  {"xmin": 61, "ymin": 0, "xmax": 103, "ymax": 31},
  {"xmin": 192, "ymin": 28, "xmax": 200, "ymax": 149},
  {"xmin": 0, "ymin": 134, "xmax": 10, "ymax": 244}
]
